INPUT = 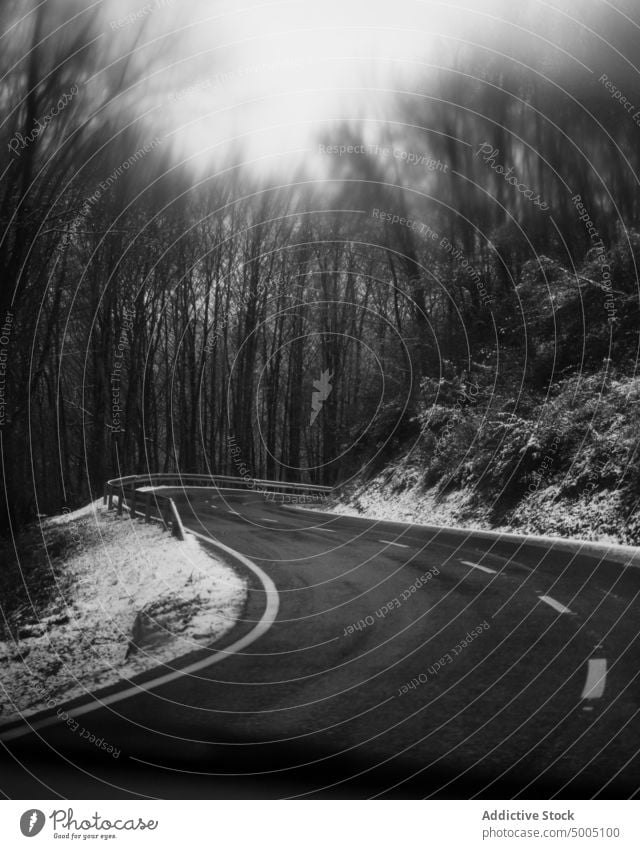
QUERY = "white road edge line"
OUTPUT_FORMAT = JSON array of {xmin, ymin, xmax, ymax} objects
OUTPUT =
[
  {"xmin": 582, "ymin": 658, "xmax": 607, "ymax": 699},
  {"xmin": 538, "ymin": 595, "xmax": 574, "ymax": 614},
  {"xmin": 379, "ymin": 539, "xmax": 409, "ymax": 548},
  {"xmin": 0, "ymin": 529, "xmax": 280, "ymax": 742},
  {"xmin": 460, "ymin": 559, "xmax": 496, "ymax": 574}
]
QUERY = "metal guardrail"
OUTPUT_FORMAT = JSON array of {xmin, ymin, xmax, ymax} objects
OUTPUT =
[
  {"xmin": 107, "ymin": 473, "xmax": 333, "ymax": 494},
  {"xmin": 103, "ymin": 474, "xmax": 333, "ymax": 541}
]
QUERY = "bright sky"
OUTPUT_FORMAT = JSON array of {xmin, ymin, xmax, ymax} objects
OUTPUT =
[{"xmin": 102, "ymin": 0, "xmax": 573, "ymax": 178}]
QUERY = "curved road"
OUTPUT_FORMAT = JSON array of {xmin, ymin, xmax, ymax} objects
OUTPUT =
[{"xmin": 2, "ymin": 488, "xmax": 639, "ymax": 798}]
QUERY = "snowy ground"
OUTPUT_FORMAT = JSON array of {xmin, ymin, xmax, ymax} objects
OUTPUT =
[
  {"xmin": 328, "ymin": 469, "xmax": 635, "ymax": 545},
  {"xmin": 328, "ymin": 480, "xmax": 494, "ymax": 528},
  {"xmin": 0, "ymin": 501, "xmax": 246, "ymax": 721}
]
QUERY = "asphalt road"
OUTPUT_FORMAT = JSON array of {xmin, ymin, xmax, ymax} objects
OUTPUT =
[{"xmin": 2, "ymin": 488, "xmax": 639, "ymax": 799}]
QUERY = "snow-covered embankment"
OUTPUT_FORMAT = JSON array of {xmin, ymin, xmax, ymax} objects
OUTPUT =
[{"xmin": 0, "ymin": 500, "xmax": 246, "ymax": 720}]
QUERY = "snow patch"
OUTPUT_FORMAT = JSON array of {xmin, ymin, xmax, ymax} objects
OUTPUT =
[
  {"xmin": 0, "ymin": 502, "xmax": 246, "ymax": 720},
  {"xmin": 326, "ymin": 469, "xmax": 638, "ymax": 546}
]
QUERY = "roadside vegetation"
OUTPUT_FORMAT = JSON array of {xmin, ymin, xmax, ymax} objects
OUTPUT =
[{"xmin": 338, "ymin": 362, "xmax": 640, "ymax": 545}]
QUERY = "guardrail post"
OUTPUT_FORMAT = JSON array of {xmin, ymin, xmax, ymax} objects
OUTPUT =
[
  {"xmin": 103, "ymin": 484, "xmax": 108, "ymax": 506},
  {"xmin": 144, "ymin": 492, "xmax": 152, "ymax": 523},
  {"xmin": 130, "ymin": 486, "xmax": 137, "ymax": 517},
  {"xmin": 169, "ymin": 498, "xmax": 185, "ymax": 541},
  {"xmin": 107, "ymin": 487, "xmax": 113, "ymax": 510},
  {"xmin": 117, "ymin": 487, "xmax": 125, "ymax": 516}
]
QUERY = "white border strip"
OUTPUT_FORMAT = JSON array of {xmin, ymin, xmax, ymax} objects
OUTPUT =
[
  {"xmin": 0, "ymin": 530, "xmax": 279, "ymax": 742},
  {"xmin": 282, "ymin": 506, "xmax": 640, "ymax": 567}
]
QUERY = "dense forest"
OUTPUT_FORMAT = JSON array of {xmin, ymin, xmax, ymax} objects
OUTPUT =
[{"xmin": 2, "ymin": 0, "xmax": 640, "ymax": 539}]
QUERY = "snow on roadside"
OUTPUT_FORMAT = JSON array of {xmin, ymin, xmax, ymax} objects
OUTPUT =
[
  {"xmin": 0, "ymin": 501, "xmax": 247, "ymax": 720},
  {"xmin": 325, "ymin": 478, "xmax": 493, "ymax": 529},
  {"xmin": 325, "ymin": 470, "xmax": 636, "ymax": 545}
]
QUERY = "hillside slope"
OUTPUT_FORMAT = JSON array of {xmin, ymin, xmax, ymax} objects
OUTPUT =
[{"xmin": 332, "ymin": 369, "xmax": 640, "ymax": 546}]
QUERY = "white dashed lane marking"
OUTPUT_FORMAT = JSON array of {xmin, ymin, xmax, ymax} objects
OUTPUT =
[
  {"xmin": 260, "ymin": 517, "xmax": 279, "ymax": 523},
  {"xmin": 460, "ymin": 560, "xmax": 496, "ymax": 574},
  {"xmin": 538, "ymin": 595, "xmax": 573, "ymax": 614},
  {"xmin": 582, "ymin": 658, "xmax": 607, "ymax": 699},
  {"xmin": 316, "ymin": 528, "xmax": 336, "ymax": 533},
  {"xmin": 379, "ymin": 539, "xmax": 409, "ymax": 548},
  {"xmin": 228, "ymin": 510, "xmax": 240, "ymax": 515}
]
